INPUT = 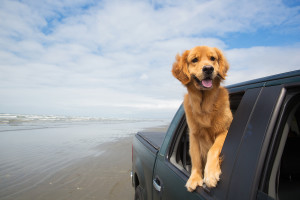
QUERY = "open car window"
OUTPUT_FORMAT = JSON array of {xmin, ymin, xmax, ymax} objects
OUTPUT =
[{"xmin": 168, "ymin": 92, "xmax": 244, "ymax": 176}]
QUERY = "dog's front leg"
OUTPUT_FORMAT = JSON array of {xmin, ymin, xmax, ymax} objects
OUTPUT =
[
  {"xmin": 186, "ymin": 132, "xmax": 203, "ymax": 192},
  {"xmin": 204, "ymin": 131, "xmax": 227, "ymax": 188}
]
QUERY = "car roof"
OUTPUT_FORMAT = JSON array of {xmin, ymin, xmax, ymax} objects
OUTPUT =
[{"xmin": 226, "ymin": 70, "xmax": 300, "ymax": 93}]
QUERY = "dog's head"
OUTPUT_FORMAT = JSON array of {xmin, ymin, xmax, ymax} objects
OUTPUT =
[{"xmin": 172, "ymin": 46, "xmax": 229, "ymax": 90}]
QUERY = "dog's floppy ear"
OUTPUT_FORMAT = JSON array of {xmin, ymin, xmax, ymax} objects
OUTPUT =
[
  {"xmin": 172, "ymin": 50, "xmax": 191, "ymax": 85},
  {"xmin": 214, "ymin": 48, "xmax": 229, "ymax": 80}
]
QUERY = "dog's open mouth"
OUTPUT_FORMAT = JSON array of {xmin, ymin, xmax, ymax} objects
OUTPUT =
[
  {"xmin": 202, "ymin": 78, "xmax": 213, "ymax": 88},
  {"xmin": 193, "ymin": 75, "xmax": 213, "ymax": 89}
]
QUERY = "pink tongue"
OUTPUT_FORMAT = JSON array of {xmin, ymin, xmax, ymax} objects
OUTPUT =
[{"xmin": 202, "ymin": 79, "xmax": 212, "ymax": 88}]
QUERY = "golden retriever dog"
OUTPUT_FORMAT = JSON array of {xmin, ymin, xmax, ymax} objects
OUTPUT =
[{"xmin": 172, "ymin": 46, "xmax": 233, "ymax": 191}]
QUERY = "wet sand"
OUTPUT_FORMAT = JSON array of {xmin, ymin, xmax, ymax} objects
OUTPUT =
[
  {"xmin": 0, "ymin": 125, "xmax": 169, "ymax": 200},
  {"xmin": 7, "ymin": 137, "xmax": 134, "ymax": 200}
]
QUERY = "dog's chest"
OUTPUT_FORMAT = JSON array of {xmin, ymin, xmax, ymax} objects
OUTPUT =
[{"xmin": 191, "ymin": 101, "xmax": 215, "ymax": 126}]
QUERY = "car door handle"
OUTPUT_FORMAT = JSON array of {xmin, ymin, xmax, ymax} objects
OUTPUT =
[{"xmin": 153, "ymin": 178, "xmax": 161, "ymax": 192}]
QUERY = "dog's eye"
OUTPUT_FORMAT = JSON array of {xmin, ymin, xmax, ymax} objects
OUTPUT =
[
  {"xmin": 191, "ymin": 58, "xmax": 198, "ymax": 63},
  {"xmin": 210, "ymin": 56, "xmax": 216, "ymax": 61}
]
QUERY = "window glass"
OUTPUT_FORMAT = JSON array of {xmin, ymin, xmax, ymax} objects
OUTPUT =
[
  {"xmin": 267, "ymin": 93, "xmax": 300, "ymax": 200},
  {"xmin": 278, "ymin": 102, "xmax": 300, "ymax": 199}
]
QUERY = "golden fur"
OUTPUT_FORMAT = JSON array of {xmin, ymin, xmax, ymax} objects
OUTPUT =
[{"xmin": 172, "ymin": 46, "xmax": 233, "ymax": 191}]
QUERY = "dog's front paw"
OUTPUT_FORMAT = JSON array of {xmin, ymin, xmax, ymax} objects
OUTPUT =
[
  {"xmin": 203, "ymin": 163, "xmax": 221, "ymax": 188},
  {"xmin": 186, "ymin": 173, "xmax": 203, "ymax": 192}
]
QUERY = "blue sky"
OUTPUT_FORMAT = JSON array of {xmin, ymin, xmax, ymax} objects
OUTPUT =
[{"xmin": 0, "ymin": 0, "xmax": 300, "ymax": 119}]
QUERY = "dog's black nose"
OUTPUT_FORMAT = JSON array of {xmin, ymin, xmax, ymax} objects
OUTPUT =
[{"xmin": 202, "ymin": 65, "xmax": 214, "ymax": 74}]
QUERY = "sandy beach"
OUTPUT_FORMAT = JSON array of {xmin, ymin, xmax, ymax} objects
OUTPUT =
[
  {"xmin": 15, "ymin": 137, "xmax": 135, "ymax": 200},
  {"xmin": 0, "ymin": 117, "xmax": 169, "ymax": 200}
]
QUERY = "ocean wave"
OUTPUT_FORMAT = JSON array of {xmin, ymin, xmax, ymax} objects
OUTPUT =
[{"xmin": 0, "ymin": 113, "xmax": 165, "ymax": 126}]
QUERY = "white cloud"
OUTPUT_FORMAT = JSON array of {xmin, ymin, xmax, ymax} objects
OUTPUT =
[
  {"xmin": 0, "ymin": 0, "xmax": 300, "ymax": 118},
  {"xmin": 225, "ymin": 45, "xmax": 300, "ymax": 85}
]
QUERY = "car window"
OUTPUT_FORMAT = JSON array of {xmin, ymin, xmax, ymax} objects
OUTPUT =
[
  {"xmin": 169, "ymin": 122, "xmax": 190, "ymax": 174},
  {"xmin": 168, "ymin": 92, "xmax": 244, "ymax": 176},
  {"xmin": 267, "ymin": 93, "xmax": 300, "ymax": 200}
]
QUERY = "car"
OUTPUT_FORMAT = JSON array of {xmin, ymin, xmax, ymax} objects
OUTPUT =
[{"xmin": 131, "ymin": 70, "xmax": 300, "ymax": 200}]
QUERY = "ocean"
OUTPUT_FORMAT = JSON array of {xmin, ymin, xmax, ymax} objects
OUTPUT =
[{"xmin": 0, "ymin": 113, "xmax": 170, "ymax": 199}]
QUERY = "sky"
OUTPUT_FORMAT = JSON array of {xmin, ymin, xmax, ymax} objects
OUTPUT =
[{"xmin": 0, "ymin": 0, "xmax": 300, "ymax": 119}]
